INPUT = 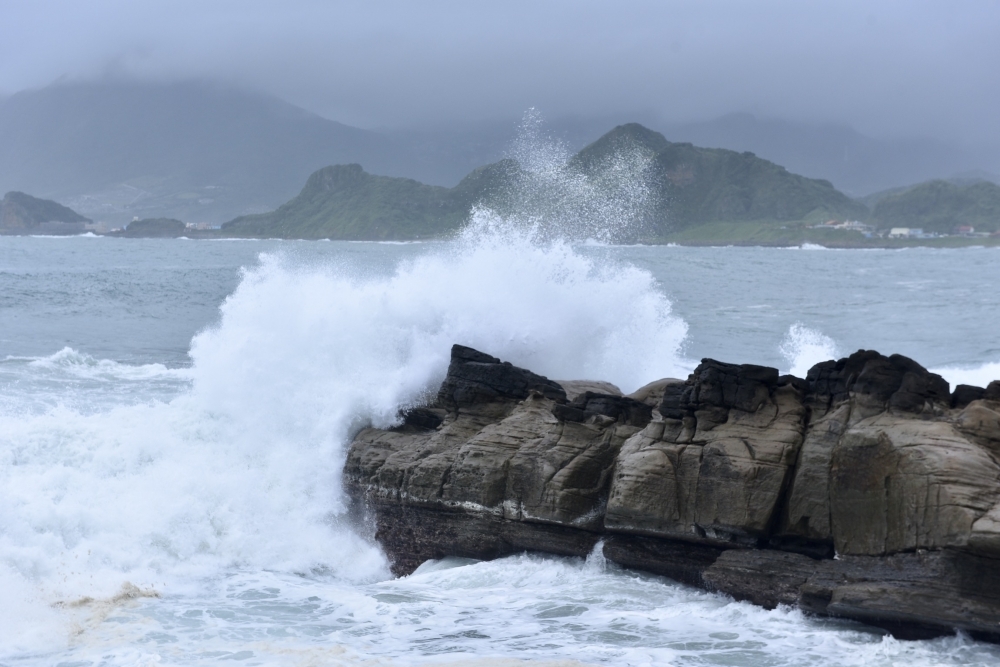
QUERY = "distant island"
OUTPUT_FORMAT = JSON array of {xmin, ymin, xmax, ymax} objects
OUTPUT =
[
  {"xmin": 4, "ymin": 123, "xmax": 999, "ymax": 246},
  {"xmin": 107, "ymin": 218, "xmax": 191, "ymax": 238},
  {"xmin": 0, "ymin": 191, "xmax": 91, "ymax": 234}
]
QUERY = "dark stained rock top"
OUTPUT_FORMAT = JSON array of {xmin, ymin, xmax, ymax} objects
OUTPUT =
[
  {"xmin": 806, "ymin": 349, "xmax": 950, "ymax": 416},
  {"xmin": 436, "ymin": 344, "xmax": 567, "ymax": 413}
]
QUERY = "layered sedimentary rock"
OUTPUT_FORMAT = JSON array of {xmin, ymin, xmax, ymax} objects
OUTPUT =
[{"xmin": 344, "ymin": 344, "xmax": 1000, "ymax": 639}]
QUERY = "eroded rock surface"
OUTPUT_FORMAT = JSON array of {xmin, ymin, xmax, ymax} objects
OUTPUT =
[{"xmin": 345, "ymin": 344, "xmax": 1000, "ymax": 639}]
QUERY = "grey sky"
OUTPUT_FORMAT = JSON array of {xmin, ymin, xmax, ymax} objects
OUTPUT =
[{"xmin": 2, "ymin": 0, "xmax": 998, "ymax": 145}]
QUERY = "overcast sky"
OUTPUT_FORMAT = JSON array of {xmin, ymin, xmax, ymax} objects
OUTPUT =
[{"xmin": 2, "ymin": 0, "xmax": 998, "ymax": 145}]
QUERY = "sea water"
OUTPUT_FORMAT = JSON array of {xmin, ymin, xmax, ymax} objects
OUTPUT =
[{"xmin": 3, "ymin": 228, "xmax": 1000, "ymax": 666}]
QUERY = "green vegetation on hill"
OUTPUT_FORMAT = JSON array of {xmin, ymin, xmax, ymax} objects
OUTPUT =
[
  {"xmin": 871, "ymin": 180, "xmax": 1000, "ymax": 234},
  {"xmin": 574, "ymin": 123, "xmax": 868, "ymax": 231},
  {"xmin": 223, "ymin": 161, "xmax": 520, "ymax": 239},
  {"xmin": 0, "ymin": 191, "xmax": 90, "ymax": 232},
  {"xmin": 221, "ymin": 123, "xmax": 874, "ymax": 241},
  {"xmin": 226, "ymin": 165, "xmax": 456, "ymax": 239}
]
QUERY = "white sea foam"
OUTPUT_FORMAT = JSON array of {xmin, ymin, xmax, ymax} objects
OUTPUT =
[
  {"xmin": 777, "ymin": 327, "xmax": 1000, "ymax": 390},
  {"xmin": 0, "ymin": 135, "xmax": 690, "ymax": 661},
  {"xmin": 931, "ymin": 361, "xmax": 1000, "ymax": 390},
  {"xmin": 779, "ymin": 324, "xmax": 839, "ymax": 377},
  {"xmin": 18, "ymin": 347, "xmax": 186, "ymax": 381},
  {"xmin": 0, "ymin": 242, "xmax": 686, "ymax": 659}
]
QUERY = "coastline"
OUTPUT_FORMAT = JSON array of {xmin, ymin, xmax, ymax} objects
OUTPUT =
[{"xmin": 5, "ymin": 229, "xmax": 1000, "ymax": 249}]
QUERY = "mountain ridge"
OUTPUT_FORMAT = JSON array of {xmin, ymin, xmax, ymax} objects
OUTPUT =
[
  {"xmin": 3, "ymin": 80, "xmax": 995, "ymax": 228},
  {"xmin": 871, "ymin": 179, "xmax": 1000, "ymax": 234},
  {"xmin": 222, "ymin": 123, "xmax": 869, "ymax": 240},
  {"xmin": 0, "ymin": 191, "xmax": 90, "ymax": 233}
]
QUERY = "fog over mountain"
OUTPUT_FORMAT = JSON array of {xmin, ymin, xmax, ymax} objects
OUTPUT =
[
  {"xmin": 1, "ymin": 1, "xmax": 998, "ymax": 222},
  {"xmin": 0, "ymin": 81, "xmax": 394, "ymax": 224},
  {"xmin": 657, "ymin": 114, "xmax": 996, "ymax": 197},
  {"xmin": 1, "ymin": 79, "xmax": 996, "ymax": 225},
  {"xmin": 3, "ymin": 2, "xmax": 998, "ymax": 138}
]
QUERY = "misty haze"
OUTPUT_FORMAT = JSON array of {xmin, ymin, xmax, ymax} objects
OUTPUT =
[{"xmin": 2, "ymin": 3, "xmax": 1000, "ymax": 666}]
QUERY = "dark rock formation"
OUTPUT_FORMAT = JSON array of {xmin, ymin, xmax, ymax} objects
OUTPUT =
[{"xmin": 345, "ymin": 344, "xmax": 1000, "ymax": 640}]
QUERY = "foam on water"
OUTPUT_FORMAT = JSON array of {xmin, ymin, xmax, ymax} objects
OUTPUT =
[
  {"xmin": 0, "ymin": 210, "xmax": 689, "ymax": 662},
  {"xmin": 27, "ymin": 552, "xmax": 1000, "ymax": 667},
  {"xmin": 931, "ymin": 361, "xmax": 1000, "ymax": 390},
  {"xmin": 777, "ymin": 325, "xmax": 1000, "ymax": 389},
  {"xmin": 0, "ymin": 348, "xmax": 192, "ymax": 415}
]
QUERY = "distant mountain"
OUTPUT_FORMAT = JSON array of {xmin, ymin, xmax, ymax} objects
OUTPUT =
[
  {"xmin": 0, "ymin": 191, "xmax": 90, "ymax": 234},
  {"xmin": 871, "ymin": 180, "xmax": 1000, "ymax": 234},
  {"xmin": 856, "ymin": 173, "xmax": 1000, "ymax": 210},
  {"xmin": 0, "ymin": 80, "xmax": 405, "ymax": 226},
  {"xmin": 378, "ymin": 114, "xmax": 642, "ymax": 187},
  {"xmin": 223, "ymin": 124, "xmax": 868, "ymax": 240},
  {"xmin": 658, "ymin": 113, "xmax": 996, "ymax": 197},
  {"xmin": 4, "ymin": 80, "xmax": 993, "ymax": 227},
  {"xmin": 575, "ymin": 124, "xmax": 867, "ymax": 227},
  {"xmin": 222, "ymin": 161, "xmax": 514, "ymax": 239},
  {"xmin": 115, "ymin": 218, "xmax": 188, "ymax": 238}
]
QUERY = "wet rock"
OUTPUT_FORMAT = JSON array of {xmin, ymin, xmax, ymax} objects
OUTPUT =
[
  {"xmin": 345, "ymin": 344, "xmax": 1000, "ymax": 640},
  {"xmin": 605, "ymin": 360, "xmax": 806, "ymax": 546},
  {"xmin": 829, "ymin": 417, "xmax": 1000, "ymax": 556},
  {"xmin": 778, "ymin": 350, "xmax": 963, "ymax": 553},
  {"xmin": 344, "ymin": 344, "xmax": 641, "ymax": 573},
  {"xmin": 626, "ymin": 377, "xmax": 684, "ymax": 410},
  {"xmin": 952, "ymin": 384, "xmax": 986, "ymax": 409},
  {"xmin": 804, "ymin": 349, "xmax": 950, "ymax": 419},
  {"xmin": 436, "ymin": 344, "xmax": 567, "ymax": 416},
  {"xmin": 551, "ymin": 391, "xmax": 652, "ymax": 428},
  {"xmin": 702, "ymin": 548, "xmax": 1000, "ymax": 639}
]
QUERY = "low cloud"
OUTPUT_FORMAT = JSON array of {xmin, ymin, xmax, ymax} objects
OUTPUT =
[{"xmin": 2, "ymin": 0, "xmax": 998, "ymax": 144}]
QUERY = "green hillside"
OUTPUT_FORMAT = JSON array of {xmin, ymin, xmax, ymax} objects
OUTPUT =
[
  {"xmin": 0, "ymin": 191, "xmax": 90, "ymax": 232},
  {"xmin": 221, "ymin": 123, "xmax": 872, "ymax": 241},
  {"xmin": 871, "ymin": 180, "xmax": 1000, "ymax": 234},
  {"xmin": 573, "ymin": 124, "xmax": 868, "ymax": 230},
  {"xmin": 226, "ymin": 165, "xmax": 458, "ymax": 239}
]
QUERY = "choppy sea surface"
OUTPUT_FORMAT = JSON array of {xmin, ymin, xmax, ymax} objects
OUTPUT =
[{"xmin": 2, "ymin": 232, "xmax": 1000, "ymax": 667}]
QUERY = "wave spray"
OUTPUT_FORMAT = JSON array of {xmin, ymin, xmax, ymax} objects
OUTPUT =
[{"xmin": 0, "ymin": 111, "xmax": 689, "ymax": 659}]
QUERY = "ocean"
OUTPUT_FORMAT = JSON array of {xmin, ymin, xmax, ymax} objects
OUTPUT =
[{"xmin": 2, "ymin": 227, "xmax": 1000, "ymax": 666}]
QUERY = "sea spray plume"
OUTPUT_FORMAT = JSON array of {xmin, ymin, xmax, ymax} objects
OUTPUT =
[
  {"xmin": 475, "ymin": 109, "xmax": 660, "ymax": 244},
  {"xmin": 0, "ymin": 120, "xmax": 688, "ymax": 649},
  {"xmin": 190, "ymin": 243, "xmax": 688, "ymax": 432},
  {"xmin": 180, "ymin": 235, "xmax": 687, "ymax": 566},
  {"xmin": 779, "ymin": 323, "xmax": 839, "ymax": 377}
]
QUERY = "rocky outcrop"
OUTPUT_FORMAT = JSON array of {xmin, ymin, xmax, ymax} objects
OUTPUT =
[{"xmin": 345, "ymin": 344, "xmax": 1000, "ymax": 640}]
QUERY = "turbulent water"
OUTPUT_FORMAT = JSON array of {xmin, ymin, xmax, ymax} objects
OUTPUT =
[{"xmin": 3, "ymin": 227, "xmax": 1000, "ymax": 666}]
